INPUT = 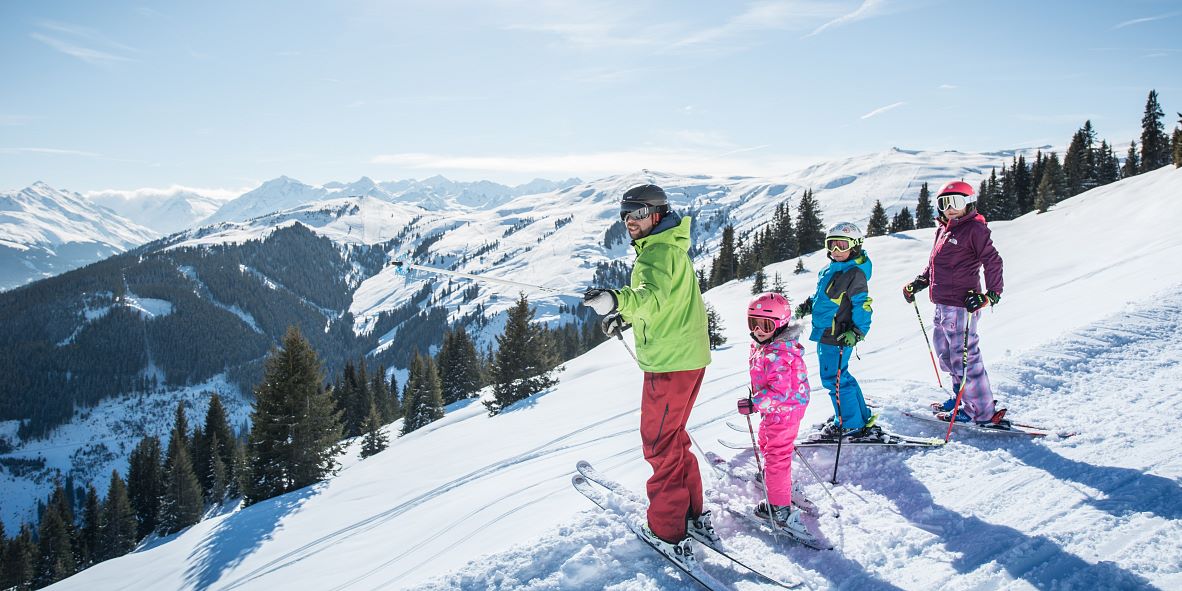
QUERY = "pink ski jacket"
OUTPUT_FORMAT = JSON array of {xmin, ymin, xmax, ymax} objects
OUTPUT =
[{"xmin": 748, "ymin": 325, "xmax": 810, "ymax": 421}]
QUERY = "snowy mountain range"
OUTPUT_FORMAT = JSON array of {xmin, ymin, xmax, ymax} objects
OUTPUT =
[
  {"xmin": 0, "ymin": 182, "xmax": 159, "ymax": 291},
  {"xmin": 42, "ymin": 164, "xmax": 1182, "ymax": 591},
  {"xmin": 0, "ymin": 147, "xmax": 1048, "ymax": 535}
]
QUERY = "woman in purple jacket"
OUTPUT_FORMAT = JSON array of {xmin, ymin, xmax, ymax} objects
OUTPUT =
[{"xmin": 902, "ymin": 180, "xmax": 1006, "ymax": 425}]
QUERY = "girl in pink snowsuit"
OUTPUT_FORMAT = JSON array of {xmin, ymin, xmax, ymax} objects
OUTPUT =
[{"xmin": 746, "ymin": 293, "xmax": 810, "ymax": 519}]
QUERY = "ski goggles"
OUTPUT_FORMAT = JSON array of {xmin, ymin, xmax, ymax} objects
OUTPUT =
[
  {"xmin": 825, "ymin": 237, "xmax": 856, "ymax": 253},
  {"xmin": 620, "ymin": 201, "xmax": 667, "ymax": 222},
  {"xmin": 747, "ymin": 316, "xmax": 777, "ymax": 332},
  {"xmin": 937, "ymin": 193, "xmax": 968, "ymax": 212}
]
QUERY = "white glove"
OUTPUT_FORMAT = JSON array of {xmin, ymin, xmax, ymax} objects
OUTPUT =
[{"xmin": 583, "ymin": 288, "xmax": 617, "ymax": 316}]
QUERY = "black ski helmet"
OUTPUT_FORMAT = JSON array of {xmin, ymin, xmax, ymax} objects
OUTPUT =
[{"xmin": 619, "ymin": 184, "xmax": 669, "ymax": 221}]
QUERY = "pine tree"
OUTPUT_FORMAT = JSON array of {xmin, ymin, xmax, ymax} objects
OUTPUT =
[
  {"xmin": 709, "ymin": 226, "xmax": 738, "ymax": 286},
  {"xmin": 793, "ymin": 258, "xmax": 806, "ymax": 275},
  {"xmin": 866, "ymin": 201, "xmax": 889, "ymax": 237},
  {"xmin": 127, "ymin": 435, "xmax": 164, "ymax": 539},
  {"xmin": 1173, "ymin": 113, "xmax": 1182, "ymax": 168},
  {"xmin": 1045, "ymin": 153, "xmax": 1068, "ymax": 204},
  {"xmin": 1122, "ymin": 140, "xmax": 1140, "ymax": 178},
  {"xmin": 1064, "ymin": 121, "xmax": 1099, "ymax": 196},
  {"xmin": 1035, "ymin": 172, "xmax": 1054, "ymax": 213},
  {"xmin": 706, "ymin": 302, "xmax": 727, "ymax": 350},
  {"xmin": 795, "ymin": 189, "xmax": 825, "ymax": 253},
  {"xmin": 915, "ymin": 183, "xmax": 935, "ymax": 228},
  {"xmin": 437, "ymin": 327, "xmax": 483, "ymax": 405},
  {"xmin": 1011, "ymin": 156, "xmax": 1032, "ymax": 215},
  {"xmin": 100, "ymin": 470, "xmax": 138, "ymax": 560},
  {"xmin": 1139, "ymin": 90, "xmax": 1170, "ymax": 172},
  {"xmin": 402, "ymin": 351, "xmax": 446, "ymax": 431},
  {"xmin": 485, "ymin": 294, "xmax": 560, "ymax": 416},
  {"xmin": 198, "ymin": 393, "xmax": 234, "ymax": 499},
  {"xmin": 35, "ymin": 486, "xmax": 75, "ymax": 587},
  {"xmin": 772, "ymin": 202, "xmax": 798, "ymax": 263},
  {"xmin": 78, "ymin": 484, "xmax": 102, "ymax": 567},
  {"xmin": 371, "ymin": 364, "xmax": 393, "ymax": 423},
  {"xmin": 771, "ymin": 272, "xmax": 786, "ymax": 293},
  {"xmin": 1, "ymin": 524, "xmax": 35, "ymax": 590},
  {"xmin": 246, "ymin": 326, "xmax": 343, "ymax": 505},
  {"xmin": 1097, "ymin": 140, "xmax": 1122, "ymax": 185},
  {"xmin": 750, "ymin": 267, "xmax": 766, "ymax": 294},
  {"xmin": 160, "ymin": 402, "xmax": 203, "ymax": 534},
  {"xmin": 205, "ymin": 432, "xmax": 229, "ymax": 504},
  {"xmin": 359, "ymin": 402, "xmax": 389, "ymax": 458},
  {"xmin": 228, "ymin": 440, "xmax": 248, "ymax": 500},
  {"xmin": 888, "ymin": 207, "xmax": 915, "ymax": 233}
]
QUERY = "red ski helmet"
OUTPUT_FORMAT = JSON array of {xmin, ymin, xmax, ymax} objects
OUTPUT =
[
  {"xmin": 936, "ymin": 180, "xmax": 976, "ymax": 206},
  {"xmin": 747, "ymin": 292, "xmax": 792, "ymax": 334}
]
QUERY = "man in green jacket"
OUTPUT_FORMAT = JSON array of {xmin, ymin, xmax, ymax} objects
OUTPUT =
[{"xmin": 583, "ymin": 184, "xmax": 713, "ymax": 569}]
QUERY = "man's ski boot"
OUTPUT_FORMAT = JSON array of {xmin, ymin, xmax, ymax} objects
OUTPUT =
[
  {"xmin": 639, "ymin": 524, "xmax": 698, "ymax": 571},
  {"xmin": 686, "ymin": 510, "xmax": 722, "ymax": 547}
]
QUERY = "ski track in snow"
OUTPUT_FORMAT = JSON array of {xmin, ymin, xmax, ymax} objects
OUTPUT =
[{"xmin": 414, "ymin": 291, "xmax": 1182, "ymax": 591}]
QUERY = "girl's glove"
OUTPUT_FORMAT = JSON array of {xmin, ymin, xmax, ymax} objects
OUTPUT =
[{"xmin": 903, "ymin": 275, "xmax": 930, "ymax": 303}]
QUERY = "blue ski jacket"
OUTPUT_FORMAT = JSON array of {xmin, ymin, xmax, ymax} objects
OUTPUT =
[{"xmin": 808, "ymin": 252, "xmax": 873, "ymax": 346}]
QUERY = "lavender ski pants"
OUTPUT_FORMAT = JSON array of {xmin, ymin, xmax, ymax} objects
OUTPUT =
[{"xmin": 933, "ymin": 304, "xmax": 995, "ymax": 421}]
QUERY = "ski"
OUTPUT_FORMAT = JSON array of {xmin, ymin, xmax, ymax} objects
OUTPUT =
[
  {"xmin": 725, "ymin": 420, "xmax": 945, "ymax": 448},
  {"xmin": 574, "ymin": 461, "xmax": 801, "ymax": 589},
  {"xmin": 702, "ymin": 451, "xmax": 819, "ymax": 516},
  {"xmin": 572, "ymin": 474, "xmax": 731, "ymax": 591},
  {"xmin": 725, "ymin": 507, "xmax": 834, "ymax": 550},
  {"xmin": 902, "ymin": 410, "xmax": 1077, "ymax": 438}
]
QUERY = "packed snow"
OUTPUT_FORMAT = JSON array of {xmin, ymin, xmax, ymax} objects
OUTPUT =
[{"xmin": 43, "ymin": 166, "xmax": 1182, "ymax": 590}]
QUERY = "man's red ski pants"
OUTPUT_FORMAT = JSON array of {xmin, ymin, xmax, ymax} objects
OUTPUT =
[{"xmin": 640, "ymin": 367, "xmax": 705, "ymax": 542}]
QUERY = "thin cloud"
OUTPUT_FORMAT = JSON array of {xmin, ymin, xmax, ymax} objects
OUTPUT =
[
  {"xmin": 1114, "ymin": 12, "xmax": 1180, "ymax": 29},
  {"xmin": 86, "ymin": 185, "xmax": 248, "ymax": 202},
  {"xmin": 806, "ymin": 0, "xmax": 886, "ymax": 38},
  {"xmin": 5, "ymin": 147, "xmax": 102, "ymax": 158},
  {"xmin": 860, "ymin": 101, "xmax": 906, "ymax": 120},
  {"xmin": 30, "ymin": 22, "xmax": 136, "ymax": 66},
  {"xmin": 938, "ymin": 84, "xmax": 958, "ymax": 90},
  {"xmin": 671, "ymin": 1, "xmax": 832, "ymax": 50},
  {"xmin": 0, "ymin": 115, "xmax": 38, "ymax": 126}
]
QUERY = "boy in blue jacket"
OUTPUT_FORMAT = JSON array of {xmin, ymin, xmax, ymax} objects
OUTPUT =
[{"xmin": 794, "ymin": 222, "xmax": 877, "ymax": 439}]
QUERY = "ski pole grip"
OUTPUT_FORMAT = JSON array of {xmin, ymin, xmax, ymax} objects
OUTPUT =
[{"xmin": 736, "ymin": 398, "xmax": 755, "ymax": 415}]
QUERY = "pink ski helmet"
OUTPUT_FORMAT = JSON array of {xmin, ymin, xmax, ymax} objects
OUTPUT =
[
  {"xmin": 936, "ymin": 180, "xmax": 977, "ymax": 211},
  {"xmin": 747, "ymin": 292, "xmax": 792, "ymax": 333}
]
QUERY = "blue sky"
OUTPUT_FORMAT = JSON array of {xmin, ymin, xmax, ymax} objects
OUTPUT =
[{"xmin": 1, "ymin": 0, "xmax": 1179, "ymax": 195}]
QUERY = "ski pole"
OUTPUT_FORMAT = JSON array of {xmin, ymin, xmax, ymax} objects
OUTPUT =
[
  {"xmin": 739, "ymin": 393, "xmax": 780, "ymax": 537},
  {"xmin": 831, "ymin": 346, "xmax": 846, "ymax": 484},
  {"xmin": 389, "ymin": 260, "xmax": 584, "ymax": 297},
  {"xmin": 912, "ymin": 300, "xmax": 944, "ymax": 389},
  {"xmin": 944, "ymin": 310, "xmax": 973, "ymax": 443},
  {"xmin": 794, "ymin": 449, "xmax": 840, "ymax": 517}
]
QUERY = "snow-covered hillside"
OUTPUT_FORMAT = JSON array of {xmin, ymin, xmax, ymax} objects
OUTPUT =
[
  {"xmin": 0, "ymin": 182, "xmax": 159, "ymax": 290},
  {"xmin": 47, "ymin": 165, "xmax": 1182, "ymax": 590},
  {"xmin": 87, "ymin": 187, "xmax": 232, "ymax": 235}
]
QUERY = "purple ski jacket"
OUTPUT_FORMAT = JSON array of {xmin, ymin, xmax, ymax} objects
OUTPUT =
[{"xmin": 920, "ymin": 212, "xmax": 1004, "ymax": 307}]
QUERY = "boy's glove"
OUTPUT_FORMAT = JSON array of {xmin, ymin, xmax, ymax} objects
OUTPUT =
[
  {"xmin": 583, "ymin": 288, "xmax": 617, "ymax": 316},
  {"xmin": 600, "ymin": 312, "xmax": 629, "ymax": 337},
  {"xmin": 964, "ymin": 289, "xmax": 992, "ymax": 312},
  {"xmin": 837, "ymin": 330, "xmax": 862, "ymax": 347},
  {"xmin": 903, "ymin": 275, "xmax": 930, "ymax": 303},
  {"xmin": 793, "ymin": 296, "xmax": 814, "ymax": 319}
]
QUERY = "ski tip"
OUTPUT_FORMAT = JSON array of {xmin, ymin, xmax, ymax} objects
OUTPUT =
[{"xmin": 576, "ymin": 459, "xmax": 592, "ymax": 470}]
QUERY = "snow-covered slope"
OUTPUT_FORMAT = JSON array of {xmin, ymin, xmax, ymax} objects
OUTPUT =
[
  {"xmin": 0, "ymin": 182, "xmax": 159, "ymax": 290},
  {"xmin": 48, "ymin": 165, "xmax": 1182, "ymax": 590}
]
